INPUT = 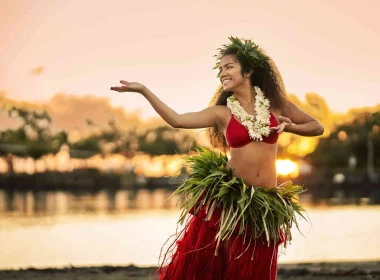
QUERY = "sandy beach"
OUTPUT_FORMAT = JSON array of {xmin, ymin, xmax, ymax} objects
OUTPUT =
[{"xmin": 0, "ymin": 262, "xmax": 379, "ymax": 280}]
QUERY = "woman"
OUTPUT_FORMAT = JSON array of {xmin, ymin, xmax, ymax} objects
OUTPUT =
[{"xmin": 111, "ymin": 37, "xmax": 324, "ymax": 280}]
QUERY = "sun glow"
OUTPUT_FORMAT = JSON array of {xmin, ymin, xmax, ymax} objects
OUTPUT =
[{"xmin": 276, "ymin": 159, "xmax": 299, "ymax": 177}]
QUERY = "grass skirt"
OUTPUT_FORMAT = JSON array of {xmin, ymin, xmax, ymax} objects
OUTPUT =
[{"xmin": 157, "ymin": 148, "xmax": 306, "ymax": 280}]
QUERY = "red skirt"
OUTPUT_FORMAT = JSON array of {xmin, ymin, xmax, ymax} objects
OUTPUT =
[{"xmin": 157, "ymin": 206, "xmax": 284, "ymax": 280}]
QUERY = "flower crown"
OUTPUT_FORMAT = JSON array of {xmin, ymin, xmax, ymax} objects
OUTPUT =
[{"xmin": 214, "ymin": 36, "xmax": 270, "ymax": 77}]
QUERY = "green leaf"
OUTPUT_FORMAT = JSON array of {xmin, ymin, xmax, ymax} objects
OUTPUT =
[
  {"xmin": 237, "ymin": 192, "xmax": 249, "ymax": 203},
  {"xmin": 217, "ymin": 186, "xmax": 230, "ymax": 197}
]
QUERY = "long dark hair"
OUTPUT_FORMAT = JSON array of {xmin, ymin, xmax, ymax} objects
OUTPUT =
[{"xmin": 208, "ymin": 47, "xmax": 287, "ymax": 150}]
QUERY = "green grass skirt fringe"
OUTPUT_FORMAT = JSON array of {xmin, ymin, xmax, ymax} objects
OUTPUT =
[{"xmin": 170, "ymin": 147, "xmax": 307, "ymax": 255}]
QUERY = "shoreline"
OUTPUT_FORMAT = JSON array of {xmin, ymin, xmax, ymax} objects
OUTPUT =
[{"xmin": 0, "ymin": 261, "xmax": 379, "ymax": 280}]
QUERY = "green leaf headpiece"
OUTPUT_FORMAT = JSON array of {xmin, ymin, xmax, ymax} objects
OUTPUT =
[{"xmin": 214, "ymin": 36, "xmax": 270, "ymax": 77}]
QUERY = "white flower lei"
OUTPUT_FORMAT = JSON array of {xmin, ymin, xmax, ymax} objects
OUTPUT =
[{"xmin": 227, "ymin": 86, "xmax": 271, "ymax": 141}]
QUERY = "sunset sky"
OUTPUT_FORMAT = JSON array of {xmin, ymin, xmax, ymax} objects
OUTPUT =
[{"xmin": 1, "ymin": 0, "xmax": 379, "ymax": 120}]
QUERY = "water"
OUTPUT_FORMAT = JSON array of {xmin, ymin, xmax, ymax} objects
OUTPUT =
[{"xmin": 0, "ymin": 189, "xmax": 379, "ymax": 270}]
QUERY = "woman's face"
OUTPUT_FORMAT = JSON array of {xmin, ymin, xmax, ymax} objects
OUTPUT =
[{"xmin": 219, "ymin": 54, "xmax": 245, "ymax": 91}]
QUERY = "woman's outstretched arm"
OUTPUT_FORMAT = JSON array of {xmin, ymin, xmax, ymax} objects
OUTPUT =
[{"xmin": 110, "ymin": 80, "xmax": 224, "ymax": 129}]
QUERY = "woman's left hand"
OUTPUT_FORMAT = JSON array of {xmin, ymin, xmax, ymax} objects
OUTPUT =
[{"xmin": 270, "ymin": 116, "xmax": 292, "ymax": 134}]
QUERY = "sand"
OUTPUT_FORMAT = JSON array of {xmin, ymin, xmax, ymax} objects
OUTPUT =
[{"xmin": 0, "ymin": 262, "xmax": 379, "ymax": 280}]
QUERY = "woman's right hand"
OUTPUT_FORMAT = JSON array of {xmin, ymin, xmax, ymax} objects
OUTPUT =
[{"xmin": 110, "ymin": 80, "xmax": 146, "ymax": 94}]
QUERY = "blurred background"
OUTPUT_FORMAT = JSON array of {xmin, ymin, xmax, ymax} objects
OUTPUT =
[{"xmin": 0, "ymin": 0, "xmax": 379, "ymax": 271}]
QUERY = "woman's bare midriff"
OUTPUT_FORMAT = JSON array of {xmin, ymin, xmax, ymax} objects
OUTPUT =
[
  {"xmin": 225, "ymin": 141, "xmax": 278, "ymax": 188},
  {"xmin": 220, "ymin": 107, "xmax": 279, "ymax": 189}
]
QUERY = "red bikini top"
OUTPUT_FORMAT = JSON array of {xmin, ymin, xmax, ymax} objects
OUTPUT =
[{"xmin": 226, "ymin": 112, "xmax": 279, "ymax": 147}]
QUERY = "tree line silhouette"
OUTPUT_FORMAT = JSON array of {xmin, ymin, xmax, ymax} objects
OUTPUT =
[
  {"xmin": 0, "ymin": 106, "xmax": 197, "ymax": 164},
  {"xmin": 1, "ymin": 100, "xmax": 379, "ymax": 173}
]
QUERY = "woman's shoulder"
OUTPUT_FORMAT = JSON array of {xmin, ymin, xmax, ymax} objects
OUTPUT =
[
  {"xmin": 211, "ymin": 105, "xmax": 230, "ymax": 118},
  {"xmin": 212, "ymin": 104, "xmax": 229, "ymax": 111},
  {"xmin": 271, "ymin": 97, "xmax": 291, "ymax": 116}
]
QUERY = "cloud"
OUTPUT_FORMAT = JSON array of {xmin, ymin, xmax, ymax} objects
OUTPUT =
[{"xmin": 31, "ymin": 66, "xmax": 45, "ymax": 75}]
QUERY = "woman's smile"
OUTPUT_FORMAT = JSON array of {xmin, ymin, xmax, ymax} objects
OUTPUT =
[{"xmin": 222, "ymin": 79, "xmax": 231, "ymax": 86}]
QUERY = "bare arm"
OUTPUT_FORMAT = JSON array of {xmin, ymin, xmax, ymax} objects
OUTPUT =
[
  {"xmin": 110, "ymin": 80, "xmax": 223, "ymax": 129},
  {"xmin": 142, "ymin": 87, "xmax": 223, "ymax": 128},
  {"xmin": 277, "ymin": 100, "xmax": 324, "ymax": 136}
]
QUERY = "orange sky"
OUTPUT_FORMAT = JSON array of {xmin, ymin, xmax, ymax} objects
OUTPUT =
[{"xmin": 1, "ymin": 0, "xmax": 379, "ymax": 120}]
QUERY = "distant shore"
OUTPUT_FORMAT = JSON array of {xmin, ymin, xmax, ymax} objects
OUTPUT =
[{"xmin": 0, "ymin": 261, "xmax": 379, "ymax": 280}]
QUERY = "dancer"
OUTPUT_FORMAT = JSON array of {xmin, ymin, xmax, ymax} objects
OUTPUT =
[{"xmin": 110, "ymin": 37, "xmax": 324, "ymax": 280}]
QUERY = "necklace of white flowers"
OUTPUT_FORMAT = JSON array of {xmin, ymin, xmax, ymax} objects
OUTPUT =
[{"xmin": 227, "ymin": 86, "xmax": 271, "ymax": 141}]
